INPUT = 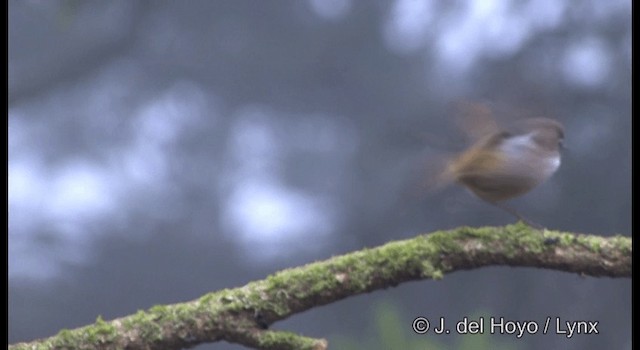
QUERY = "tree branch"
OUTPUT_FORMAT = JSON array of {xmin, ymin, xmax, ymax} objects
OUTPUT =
[{"xmin": 9, "ymin": 224, "xmax": 631, "ymax": 350}]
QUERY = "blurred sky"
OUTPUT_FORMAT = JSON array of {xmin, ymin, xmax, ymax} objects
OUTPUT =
[{"xmin": 9, "ymin": 1, "xmax": 631, "ymax": 349}]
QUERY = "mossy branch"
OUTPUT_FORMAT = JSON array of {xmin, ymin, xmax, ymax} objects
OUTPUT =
[{"xmin": 9, "ymin": 224, "xmax": 631, "ymax": 350}]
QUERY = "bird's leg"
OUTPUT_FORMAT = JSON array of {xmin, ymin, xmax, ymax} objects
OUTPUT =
[{"xmin": 491, "ymin": 202, "xmax": 544, "ymax": 230}]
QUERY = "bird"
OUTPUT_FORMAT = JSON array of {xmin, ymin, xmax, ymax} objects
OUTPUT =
[{"xmin": 439, "ymin": 107, "xmax": 564, "ymax": 227}]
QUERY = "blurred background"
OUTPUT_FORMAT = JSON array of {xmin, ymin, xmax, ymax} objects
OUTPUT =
[{"xmin": 8, "ymin": 1, "xmax": 631, "ymax": 349}]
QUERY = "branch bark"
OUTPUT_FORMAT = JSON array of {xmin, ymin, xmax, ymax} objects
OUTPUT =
[{"xmin": 9, "ymin": 224, "xmax": 631, "ymax": 350}]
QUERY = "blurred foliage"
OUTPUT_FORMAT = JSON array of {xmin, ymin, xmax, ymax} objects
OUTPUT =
[{"xmin": 331, "ymin": 301, "xmax": 518, "ymax": 350}]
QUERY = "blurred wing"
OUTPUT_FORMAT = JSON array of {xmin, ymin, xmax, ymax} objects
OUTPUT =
[{"xmin": 453, "ymin": 100, "xmax": 501, "ymax": 142}]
